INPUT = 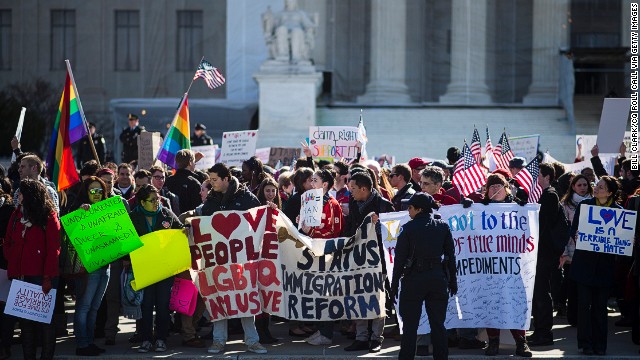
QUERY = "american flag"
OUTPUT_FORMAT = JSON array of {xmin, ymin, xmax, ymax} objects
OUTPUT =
[
  {"xmin": 483, "ymin": 126, "xmax": 494, "ymax": 170},
  {"xmin": 493, "ymin": 131, "xmax": 514, "ymax": 170},
  {"xmin": 452, "ymin": 143, "xmax": 487, "ymax": 196},
  {"xmin": 514, "ymin": 157, "xmax": 543, "ymax": 203},
  {"xmin": 470, "ymin": 127, "xmax": 482, "ymax": 163},
  {"xmin": 193, "ymin": 59, "xmax": 226, "ymax": 89},
  {"xmin": 484, "ymin": 127, "xmax": 493, "ymax": 156}
]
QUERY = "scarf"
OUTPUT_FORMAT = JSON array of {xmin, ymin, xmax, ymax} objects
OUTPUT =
[
  {"xmin": 571, "ymin": 193, "xmax": 591, "ymax": 208},
  {"xmin": 596, "ymin": 198, "xmax": 613, "ymax": 207},
  {"xmin": 357, "ymin": 188, "xmax": 379, "ymax": 213},
  {"xmin": 136, "ymin": 204, "xmax": 162, "ymax": 233}
]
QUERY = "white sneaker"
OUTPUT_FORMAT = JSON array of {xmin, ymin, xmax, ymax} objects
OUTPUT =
[
  {"xmin": 306, "ymin": 333, "xmax": 332, "ymax": 346},
  {"xmin": 247, "ymin": 342, "xmax": 268, "ymax": 354},
  {"xmin": 304, "ymin": 330, "xmax": 321, "ymax": 343},
  {"xmin": 154, "ymin": 339, "xmax": 167, "ymax": 352},
  {"xmin": 138, "ymin": 341, "xmax": 153, "ymax": 353},
  {"xmin": 207, "ymin": 342, "xmax": 225, "ymax": 354}
]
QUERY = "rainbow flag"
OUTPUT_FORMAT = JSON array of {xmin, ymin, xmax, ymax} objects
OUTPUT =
[
  {"xmin": 157, "ymin": 95, "xmax": 191, "ymax": 168},
  {"xmin": 46, "ymin": 70, "xmax": 86, "ymax": 191}
]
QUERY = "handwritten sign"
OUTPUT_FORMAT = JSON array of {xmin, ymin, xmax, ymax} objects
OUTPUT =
[
  {"xmin": 576, "ymin": 133, "xmax": 633, "ymax": 161},
  {"xmin": 129, "ymin": 229, "xmax": 192, "ymax": 290},
  {"xmin": 308, "ymin": 126, "xmax": 359, "ymax": 160},
  {"xmin": 300, "ymin": 189, "xmax": 323, "ymax": 228},
  {"xmin": 576, "ymin": 204, "xmax": 636, "ymax": 256},
  {"xmin": 220, "ymin": 130, "xmax": 258, "ymax": 167},
  {"xmin": 509, "ymin": 135, "xmax": 539, "ymax": 162},
  {"xmin": 189, "ymin": 206, "xmax": 385, "ymax": 321},
  {"xmin": 192, "ymin": 144, "xmax": 219, "ymax": 170},
  {"xmin": 60, "ymin": 197, "xmax": 143, "ymax": 273},
  {"xmin": 137, "ymin": 132, "xmax": 162, "ymax": 170},
  {"xmin": 255, "ymin": 147, "xmax": 271, "ymax": 165},
  {"xmin": 4, "ymin": 280, "xmax": 56, "ymax": 324}
]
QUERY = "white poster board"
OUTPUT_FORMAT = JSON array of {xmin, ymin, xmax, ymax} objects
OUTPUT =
[
  {"xmin": 308, "ymin": 126, "xmax": 359, "ymax": 160},
  {"xmin": 576, "ymin": 132, "xmax": 632, "ymax": 161},
  {"xmin": 596, "ymin": 98, "xmax": 631, "ymax": 154},
  {"xmin": 299, "ymin": 189, "xmax": 323, "ymax": 228},
  {"xmin": 4, "ymin": 280, "xmax": 56, "ymax": 324},
  {"xmin": 576, "ymin": 205, "xmax": 636, "ymax": 257},
  {"xmin": 192, "ymin": 144, "xmax": 218, "ymax": 170},
  {"xmin": 509, "ymin": 135, "xmax": 540, "ymax": 162},
  {"xmin": 255, "ymin": 147, "xmax": 271, "ymax": 165},
  {"xmin": 220, "ymin": 130, "xmax": 258, "ymax": 167},
  {"xmin": 137, "ymin": 132, "xmax": 162, "ymax": 170}
]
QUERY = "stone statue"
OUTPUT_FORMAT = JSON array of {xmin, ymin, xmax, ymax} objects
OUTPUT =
[{"xmin": 262, "ymin": 0, "xmax": 318, "ymax": 64}]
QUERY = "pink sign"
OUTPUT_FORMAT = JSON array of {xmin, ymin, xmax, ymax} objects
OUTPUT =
[{"xmin": 169, "ymin": 277, "xmax": 198, "ymax": 316}]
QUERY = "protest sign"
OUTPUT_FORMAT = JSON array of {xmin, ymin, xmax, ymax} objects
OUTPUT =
[
  {"xmin": 576, "ymin": 205, "xmax": 636, "ymax": 257},
  {"xmin": 382, "ymin": 204, "xmax": 540, "ymax": 333},
  {"xmin": 509, "ymin": 135, "xmax": 539, "ymax": 162},
  {"xmin": 596, "ymin": 98, "xmax": 631, "ymax": 154},
  {"xmin": 169, "ymin": 277, "xmax": 198, "ymax": 316},
  {"xmin": 192, "ymin": 144, "xmax": 218, "ymax": 170},
  {"xmin": 267, "ymin": 147, "xmax": 301, "ymax": 168},
  {"xmin": 12, "ymin": 107, "xmax": 26, "ymax": 163},
  {"xmin": 308, "ymin": 126, "xmax": 359, "ymax": 160},
  {"xmin": 189, "ymin": 206, "xmax": 385, "ymax": 321},
  {"xmin": 4, "ymin": 280, "xmax": 56, "ymax": 324},
  {"xmin": 544, "ymin": 152, "xmax": 616, "ymax": 177},
  {"xmin": 255, "ymin": 147, "xmax": 271, "ymax": 165},
  {"xmin": 299, "ymin": 189, "xmax": 323, "ymax": 228},
  {"xmin": 576, "ymin": 133, "xmax": 632, "ymax": 161},
  {"xmin": 220, "ymin": 130, "xmax": 258, "ymax": 167},
  {"xmin": 137, "ymin": 132, "xmax": 163, "ymax": 170},
  {"xmin": 60, "ymin": 197, "xmax": 143, "ymax": 273},
  {"xmin": 129, "ymin": 229, "xmax": 192, "ymax": 290}
]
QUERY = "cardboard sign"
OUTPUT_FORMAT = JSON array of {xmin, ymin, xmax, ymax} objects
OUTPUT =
[
  {"xmin": 576, "ymin": 204, "xmax": 636, "ymax": 257},
  {"xmin": 596, "ymin": 98, "xmax": 631, "ymax": 154},
  {"xmin": 308, "ymin": 126, "xmax": 359, "ymax": 160},
  {"xmin": 299, "ymin": 189, "xmax": 323, "ymax": 228},
  {"xmin": 129, "ymin": 229, "xmax": 192, "ymax": 290},
  {"xmin": 137, "ymin": 132, "xmax": 163, "ymax": 170},
  {"xmin": 509, "ymin": 135, "xmax": 540, "ymax": 162},
  {"xmin": 192, "ymin": 144, "xmax": 219, "ymax": 170},
  {"xmin": 4, "ymin": 280, "xmax": 56, "ymax": 324},
  {"xmin": 220, "ymin": 130, "xmax": 258, "ymax": 167},
  {"xmin": 60, "ymin": 197, "xmax": 143, "ymax": 273},
  {"xmin": 189, "ymin": 206, "xmax": 385, "ymax": 321},
  {"xmin": 381, "ymin": 203, "xmax": 540, "ymax": 333},
  {"xmin": 267, "ymin": 147, "xmax": 301, "ymax": 168}
]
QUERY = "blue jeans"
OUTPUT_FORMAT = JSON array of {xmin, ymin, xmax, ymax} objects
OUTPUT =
[
  {"xmin": 213, "ymin": 317, "xmax": 259, "ymax": 345},
  {"xmin": 74, "ymin": 267, "xmax": 110, "ymax": 348},
  {"xmin": 141, "ymin": 276, "xmax": 174, "ymax": 342}
]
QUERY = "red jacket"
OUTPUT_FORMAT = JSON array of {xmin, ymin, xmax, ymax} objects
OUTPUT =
[
  {"xmin": 3, "ymin": 209, "xmax": 60, "ymax": 279},
  {"xmin": 307, "ymin": 195, "xmax": 344, "ymax": 239},
  {"xmin": 434, "ymin": 188, "xmax": 458, "ymax": 206}
]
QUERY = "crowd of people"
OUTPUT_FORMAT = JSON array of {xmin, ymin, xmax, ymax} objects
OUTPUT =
[{"xmin": 0, "ymin": 124, "xmax": 638, "ymax": 360}]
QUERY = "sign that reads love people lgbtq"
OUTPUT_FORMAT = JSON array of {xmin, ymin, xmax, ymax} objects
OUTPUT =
[
  {"xmin": 189, "ymin": 206, "xmax": 385, "ymax": 321},
  {"xmin": 60, "ymin": 197, "xmax": 143, "ymax": 273},
  {"xmin": 4, "ymin": 280, "xmax": 56, "ymax": 324},
  {"xmin": 576, "ymin": 205, "xmax": 636, "ymax": 257},
  {"xmin": 308, "ymin": 126, "xmax": 359, "ymax": 160},
  {"xmin": 299, "ymin": 189, "xmax": 323, "ymax": 228},
  {"xmin": 380, "ymin": 203, "xmax": 540, "ymax": 333}
]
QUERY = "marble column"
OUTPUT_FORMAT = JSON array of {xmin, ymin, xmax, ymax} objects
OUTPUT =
[
  {"xmin": 439, "ymin": 0, "xmax": 492, "ymax": 105},
  {"xmin": 357, "ymin": 0, "xmax": 411, "ymax": 104},
  {"xmin": 523, "ymin": 0, "xmax": 570, "ymax": 105}
]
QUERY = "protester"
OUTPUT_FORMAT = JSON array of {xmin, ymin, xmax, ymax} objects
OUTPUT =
[
  {"xmin": 392, "ymin": 193, "xmax": 456, "ymax": 360},
  {"xmin": 119, "ymin": 114, "xmax": 144, "ymax": 163},
  {"xmin": 508, "ymin": 157, "xmax": 526, "ymax": 178},
  {"xmin": 390, "ymin": 164, "xmax": 415, "ymax": 210},
  {"xmin": 408, "ymin": 158, "xmax": 429, "ymax": 192},
  {"xmin": 282, "ymin": 167, "xmax": 314, "ymax": 228},
  {"xmin": 569, "ymin": 176, "xmax": 622, "ymax": 356},
  {"xmin": 420, "ymin": 166, "xmax": 458, "ymax": 206},
  {"xmin": 70, "ymin": 177, "xmax": 111, "ymax": 356},
  {"xmin": 200, "ymin": 163, "xmax": 266, "ymax": 354},
  {"xmin": 0, "ymin": 189, "xmax": 15, "ymax": 360},
  {"xmin": 257, "ymin": 177, "xmax": 281, "ymax": 210},
  {"xmin": 129, "ymin": 184, "xmax": 183, "ymax": 353},
  {"xmin": 242, "ymin": 156, "xmax": 268, "ymax": 195},
  {"xmin": 116, "ymin": 163, "xmax": 135, "ymax": 200},
  {"xmin": 15, "ymin": 154, "xmax": 59, "ymax": 212},
  {"xmin": 330, "ymin": 161, "xmax": 351, "ymax": 210},
  {"xmin": 4, "ymin": 179, "xmax": 60, "ymax": 360},
  {"xmin": 277, "ymin": 170, "xmax": 294, "ymax": 204},
  {"xmin": 165, "ymin": 150, "xmax": 203, "ymax": 213},
  {"xmin": 479, "ymin": 174, "xmax": 532, "ymax": 357},
  {"xmin": 150, "ymin": 166, "xmax": 180, "ymax": 215},
  {"xmin": 128, "ymin": 170, "xmax": 172, "ymax": 210}
]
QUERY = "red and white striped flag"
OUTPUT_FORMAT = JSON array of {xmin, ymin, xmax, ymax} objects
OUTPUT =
[
  {"xmin": 452, "ymin": 143, "xmax": 487, "ymax": 197},
  {"xmin": 193, "ymin": 58, "xmax": 226, "ymax": 89},
  {"xmin": 470, "ymin": 127, "xmax": 482, "ymax": 164},
  {"xmin": 493, "ymin": 131, "xmax": 514, "ymax": 170},
  {"xmin": 514, "ymin": 157, "xmax": 543, "ymax": 203},
  {"xmin": 483, "ymin": 126, "xmax": 495, "ymax": 169}
]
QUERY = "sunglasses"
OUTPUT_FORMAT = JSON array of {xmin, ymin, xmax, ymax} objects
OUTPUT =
[{"xmin": 89, "ymin": 188, "xmax": 104, "ymax": 195}]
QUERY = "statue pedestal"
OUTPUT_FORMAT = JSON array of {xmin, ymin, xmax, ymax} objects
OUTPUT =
[{"xmin": 253, "ymin": 70, "xmax": 323, "ymax": 148}]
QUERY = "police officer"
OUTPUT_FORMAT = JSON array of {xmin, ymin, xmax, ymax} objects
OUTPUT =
[
  {"xmin": 119, "ymin": 113, "xmax": 145, "ymax": 163},
  {"xmin": 391, "ymin": 193, "xmax": 457, "ymax": 360},
  {"xmin": 190, "ymin": 123, "xmax": 213, "ymax": 146},
  {"xmin": 77, "ymin": 122, "xmax": 106, "ymax": 167}
]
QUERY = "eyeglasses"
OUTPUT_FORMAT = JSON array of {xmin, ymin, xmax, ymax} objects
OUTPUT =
[
  {"xmin": 152, "ymin": 175, "xmax": 165, "ymax": 180},
  {"xmin": 89, "ymin": 188, "xmax": 104, "ymax": 195},
  {"xmin": 144, "ymin": 197, "xmax": 160, "ymax": 204}
]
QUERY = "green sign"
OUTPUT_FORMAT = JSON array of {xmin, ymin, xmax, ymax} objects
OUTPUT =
[{"xmin": 60, "ymin": 196, "xmax": 143, "ymax": 273}]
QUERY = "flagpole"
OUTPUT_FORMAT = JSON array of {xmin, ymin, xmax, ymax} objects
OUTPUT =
[
  {"xmin": 185, "ymin": 56, "xmax": 205, "ymax": 96},
  {"xmin": 65, "ymin": 59, "xmax": 101, "ymax": 167}
]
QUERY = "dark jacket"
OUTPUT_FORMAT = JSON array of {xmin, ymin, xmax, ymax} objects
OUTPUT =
[
  {"xmin": 119, "ymin": 125, "xmax": 144, "ymax": 163},
  {"xmin": 283, "ymin": 192, "xmax": 303, "ymax": 227},
  {"xmin": 538, "ymin": 186, "xmax": 562, "ymax": 260},
  {"xmin": 165, "ymin": 168, "xmax": 202, "ymax": 213},
  {"xmin": 129, "ymin": 206, "xmax": 183, "ymax": 238},
  {"xmin": 569, "ymin": 198, "xmax": 623, "ymax": 287},
  {"xmin": 392, "ymin": 183, "xmax": 415, "ymax": 211},
  {"xmin": 190, "ymin": 134, "xmax": 213, "ymax": 147},
  {"xmin": 200, "ymin": 177, "xmax": 260, "ymax": 215},
  {"xmin": 77, "ymin": 133, "xmax": 107, "ymax": 166},
  {"xmin": 0, "ymin": 197, "xmax": 16, "ymax": 270},
  {"xmin": 391, "ymin": 211, "xmax": 456, "ymax": 293},
  {"xmin": 159, "ymin": 188, "xmax": 180, "ymax": 215}
]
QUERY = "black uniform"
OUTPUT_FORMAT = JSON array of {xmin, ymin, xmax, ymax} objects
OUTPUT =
[
  {"xmin": 119, "ymin": 125, "xmax": 145, "ymax": 163},
  {"xmin": 392, "ymin": 211, "xmax": 456, "ymax": 360},
  {"xmin": 77, "ymin": 133, "xmax": 106, "ymax": 167},
  {"xmin": 190, "ymin": 134, "xmax": 213, "ymax": 147}
]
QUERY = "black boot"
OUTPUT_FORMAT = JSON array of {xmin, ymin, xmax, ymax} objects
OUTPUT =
[
  {"xmin": 255, "ymin": 316, "xmax": 279, "ymax": 344},
  {"xmin": 40, "ymin": 322, "xmax": 56, "ymax": 360},
  {"xmin": 485, "ymin": 337, "xmax": 499, "ymax": 356},
  {"xmin": 20, "ymin": 320, "xmax": 37, "ymax": 360},
  {"xmin": 515, "ymin": 336, "xmax": 532, "ymax": 357}
]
